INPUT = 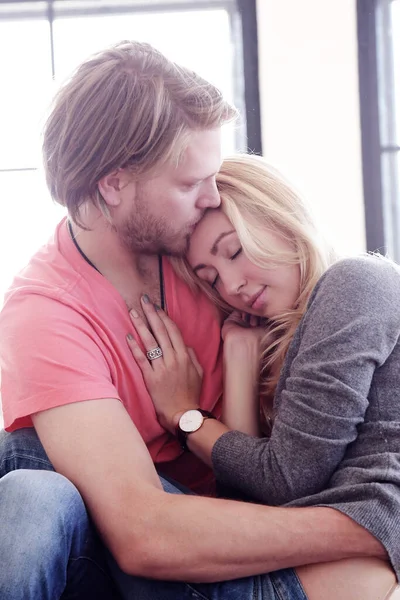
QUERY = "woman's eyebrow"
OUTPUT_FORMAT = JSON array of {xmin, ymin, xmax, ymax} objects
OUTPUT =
[
  {"xmin": 192, "ymin": 230, "xmax": 235, "ymax": 274},
  {"xmin": 210, "ymin": 230, "xmax": 235, "ymax": 255}
]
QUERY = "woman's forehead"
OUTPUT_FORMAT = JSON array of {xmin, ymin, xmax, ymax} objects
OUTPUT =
[{"xmin": 187, "ymin": 210, "xmax": 235, "ymax": 264}]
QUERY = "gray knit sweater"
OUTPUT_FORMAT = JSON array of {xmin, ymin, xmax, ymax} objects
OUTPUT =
[{"xmin": 211, "ymin": 255, "xmax": 400, "ymax": 579}]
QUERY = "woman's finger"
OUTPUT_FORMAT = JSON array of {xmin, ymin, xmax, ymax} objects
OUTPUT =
[
  {"xmin": 187, "ymin": 347, "xmax": 204, "ymax": 379},
  {"xmin": 249, "ymin": 315, "xmax": 258, "ymax": 328},
  {"xmin": 129, "ymin": 309, "xmax": 162, "ymax": 358},
  {"xmin": 148, "ymin": 305, "xmax": 188, "ymax": 355},
  {"xmin": 126, "ymin": 334, "xmax": 153, "ymax": 377},
  {"xmin": 227, "ymin": 310, "xmax": 243, "ymax": 325},
  {"xmin": 139, "ymin": 297, "xmax": 174, "ymax": 356}
]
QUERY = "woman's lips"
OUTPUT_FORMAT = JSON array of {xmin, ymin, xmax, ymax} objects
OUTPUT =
[{"xmin": 250, "ymin": 286, "xmax": 268, "ymax": 310}]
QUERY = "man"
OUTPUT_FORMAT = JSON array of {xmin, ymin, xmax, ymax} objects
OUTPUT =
[{"xmin": 0, "ymin": 41, "xmax": 387, "ymax": 599}]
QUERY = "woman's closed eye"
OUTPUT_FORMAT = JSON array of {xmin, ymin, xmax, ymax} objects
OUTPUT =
[
  {"xmin": 211, "ymin": 247, "xmax": 242, "ymax": 289},
  {"xmin": 230, "ymin": 247, "xmax": 242, "ymax": 261}
]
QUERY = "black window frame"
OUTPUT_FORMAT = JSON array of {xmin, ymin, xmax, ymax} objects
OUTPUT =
[
  {"xmin": 358, "ymin": 0, "xmax": 400, "ymax": 258},
  {"xmin": 0, "ymin": 0, "xmax": 262, "ymax": 178}
]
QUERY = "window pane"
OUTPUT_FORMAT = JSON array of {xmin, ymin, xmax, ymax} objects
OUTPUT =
[
  {"xmin": 0, "ymin": 19, "xmax": 54, "ymax": 169},
  {"xmin": 52, "ymin": 8, "xmax": 238, "ymax": 154},
  {"xmin": 0, "ymin": 170, "xmax": 65, "ymax": 304},
  {"xmin": 391, "ymin": 0, "xmax": 400, "ymax": 144},
  {"xmin": 379, "ymin": 149, "xmax": 400, "ymax": 261}
]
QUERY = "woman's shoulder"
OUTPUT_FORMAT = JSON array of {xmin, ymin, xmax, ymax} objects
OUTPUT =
[
  {"xmin": 308, "ymin": 254, "xmax": 400, "ymax": 314},
  {"xmin": 327, "ymin": 253, "xmax": 400, "ymax": 278}
]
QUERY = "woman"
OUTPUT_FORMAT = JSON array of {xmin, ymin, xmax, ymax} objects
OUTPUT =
[{"xmin": 127, "ymin": 154, "xmax": 400, "ymax": 599}]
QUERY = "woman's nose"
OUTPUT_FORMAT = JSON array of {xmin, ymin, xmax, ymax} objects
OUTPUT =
[{"xmin": 223, "ymin": 275, "xmax": 246, "ymax": 297}]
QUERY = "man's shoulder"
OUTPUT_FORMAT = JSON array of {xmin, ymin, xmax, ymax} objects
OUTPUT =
[
  {"xmin": 4, "ymin": 220, "xmax": 80, "ymax": 305},
  {"xmin": 0, "ymin": 255, "xmax": 88, "ymax": 349}
]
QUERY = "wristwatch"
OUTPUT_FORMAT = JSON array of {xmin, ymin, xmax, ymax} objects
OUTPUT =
[{"xmin": 176, "ymin": 409, "xmax": 216, "ymax": 451}]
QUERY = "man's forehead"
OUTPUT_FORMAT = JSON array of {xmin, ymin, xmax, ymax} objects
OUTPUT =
[
  {"xmin": 185, "ymin": 129, "xmax": 222, "ymax": 155},
  {"xmin": 176, "ymin": 130, "xmax": 222, "ymax": 176}
]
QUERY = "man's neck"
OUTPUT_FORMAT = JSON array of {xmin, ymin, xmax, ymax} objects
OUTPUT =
[{"xmin": 68, "ymin": 208, "xmax": 161, "ymax": 312}]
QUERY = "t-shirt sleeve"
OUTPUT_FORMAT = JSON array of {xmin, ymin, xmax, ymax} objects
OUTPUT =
[
  {"xmin": 0, "ymin": 292, "xmax": 119, "ymax": 430},
  {"xmin": 212, "ymin": 256, "xmax": 400, "ymax": 505}
]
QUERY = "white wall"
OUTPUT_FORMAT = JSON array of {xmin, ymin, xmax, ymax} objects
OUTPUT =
[{"xmin": 256, "ymin": 0, "xmax": 366, "ymax": 256}]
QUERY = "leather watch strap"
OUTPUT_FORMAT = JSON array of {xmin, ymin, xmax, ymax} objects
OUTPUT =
[{"xmin": 176, "ymin": 409, "xmax": 216, "ymax": 451}]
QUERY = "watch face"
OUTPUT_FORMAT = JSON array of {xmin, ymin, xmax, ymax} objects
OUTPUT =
[{"xmin": 179, "ymin": 410, "xmax": 203, "ymax": 433}]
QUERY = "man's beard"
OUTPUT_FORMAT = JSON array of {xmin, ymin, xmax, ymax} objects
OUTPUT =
[{"xmin": 115, "ymin": 197, "xmax": 193, "ymax": 257}]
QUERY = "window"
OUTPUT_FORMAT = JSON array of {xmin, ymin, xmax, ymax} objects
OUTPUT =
[
  {"xmin": 358, "ymin": 0, "xmax": 400, "ymax": 260},
  {"xmin": 0, "ymin": 0, "xmax": 260, "ymax": 302}
]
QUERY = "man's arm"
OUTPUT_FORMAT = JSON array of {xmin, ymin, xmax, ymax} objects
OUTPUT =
[{"xmin": 33, "ymin": 399, "xmax": 386, "ymax": 583}]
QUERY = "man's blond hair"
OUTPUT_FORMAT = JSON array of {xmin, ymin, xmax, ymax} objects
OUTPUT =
[{"xmin": 43, "ymin": 40, "xmax": 237, "ymax": 224}]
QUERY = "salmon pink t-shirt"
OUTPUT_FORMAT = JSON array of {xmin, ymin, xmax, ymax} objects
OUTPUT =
[{"xmin": 0, "ymin": 218, "xmax": 223, "ymax": 493}]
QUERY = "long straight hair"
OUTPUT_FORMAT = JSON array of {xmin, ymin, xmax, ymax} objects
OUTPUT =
[{"xmin": 173, "ymin": 154, "xmax": 336, "ymax": 415}]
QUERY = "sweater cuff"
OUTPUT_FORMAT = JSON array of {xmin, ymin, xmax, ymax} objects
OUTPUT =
[{"xmin": 212, "ymin": 429, "xmax": 256, "ymax": 489}]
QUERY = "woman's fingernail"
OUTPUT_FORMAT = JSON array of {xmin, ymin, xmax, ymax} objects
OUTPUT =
[
  {"xmin": 154, "ymin": 304, "xmax": 161, "ymax": 311},
  {"xmin": 142, "ymin": 294, "xmax": 150, "ymax": 304},
  {"xmin": 127, "ymin": 333, "xmax": 133, "ymax": 340},
  {"xmin": 130, "ymin": 309, "xmax": 139, "ymax": 318}
]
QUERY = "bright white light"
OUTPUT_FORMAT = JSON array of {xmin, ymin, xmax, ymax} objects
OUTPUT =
[
  {"xmin": 391, "ymin": 0, "xmax": 400, "ymax": 142},
  {"xmin": 0, "ymin": 8, "xmax": 237, "ymax": 307},
  {"xmin": 52, "ymin": 10, "xmax": 236, "ymax": 154}
]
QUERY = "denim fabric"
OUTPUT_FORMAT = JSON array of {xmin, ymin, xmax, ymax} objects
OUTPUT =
[
  {"xmin": 0, "ymin": 428, "xmax": 308, "ymax": 600},
  {"xmin": 110, "ymin": 568, "xmax": 307, "ymax": 600},
  {"xmin": 0, "ymin": 429, "xmax": 121, "ymax": 600}
]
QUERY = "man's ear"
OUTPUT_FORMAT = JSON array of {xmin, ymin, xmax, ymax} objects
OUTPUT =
[{"xmin": 97, "ymin": 169, "xmax": 135, "ymax": 207}]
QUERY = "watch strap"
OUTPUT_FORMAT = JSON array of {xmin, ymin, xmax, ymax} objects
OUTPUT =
[{"xmin": 176, "ymin": 409, "xmax": 216, "ymax": 451}]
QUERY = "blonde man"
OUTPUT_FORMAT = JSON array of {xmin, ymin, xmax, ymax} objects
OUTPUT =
[{"xmin": 0, "ymin": 42, "xmax": 390, "ymax": 599}]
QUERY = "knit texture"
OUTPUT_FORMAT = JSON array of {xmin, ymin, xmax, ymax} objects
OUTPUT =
[{"xmin": 212, "ymin": 255, "xmax": 400, "ymax": 579}]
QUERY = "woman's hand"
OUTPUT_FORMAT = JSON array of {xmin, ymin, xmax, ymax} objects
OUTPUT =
[
  {"xmin": 127, "ymin": 296, "xmax": 203, "ymax": 434},
  {"xmin": 222, "ymin": 310, "xmax": 265, "ymax": 348}
]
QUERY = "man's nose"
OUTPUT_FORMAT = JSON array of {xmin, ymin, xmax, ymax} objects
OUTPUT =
[{"xmin": 196, "ymin": 179, "xmax": 220, "ymax": 209}]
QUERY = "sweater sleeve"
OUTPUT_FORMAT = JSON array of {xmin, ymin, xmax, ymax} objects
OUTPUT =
[{"xmin": 212, "ymin": 256, "xmax": 400, "ymax": 505}]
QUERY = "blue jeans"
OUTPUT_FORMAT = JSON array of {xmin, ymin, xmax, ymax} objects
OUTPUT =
[{"xmin": 0, "ymin": 428, "xmax": 308, "ymax": 600}]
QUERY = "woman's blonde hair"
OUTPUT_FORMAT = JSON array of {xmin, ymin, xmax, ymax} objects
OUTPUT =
[
  {"xmin": 43, "ymin": 40, "xmax": 237, "ymax": 225},
  {"xmin": 173, "ymin": 154, "xmax": 336, "ymax": 415}
]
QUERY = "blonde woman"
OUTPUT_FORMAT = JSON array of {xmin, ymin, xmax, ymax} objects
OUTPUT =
[{"xmin": 128, "ymin": 154, "xmax": 400, "ymax": 599}]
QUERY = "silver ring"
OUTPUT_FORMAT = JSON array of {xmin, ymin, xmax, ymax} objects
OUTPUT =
[{"xmin": 146, "ymin": 347, "xmax": 163, "ymax": 361}]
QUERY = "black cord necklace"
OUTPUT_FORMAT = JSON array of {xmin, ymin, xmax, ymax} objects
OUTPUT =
[
  {"xmin": 67, "ymin": 220, "xmax": 165, "ymax": 310},
  {"xmin": 67, "ymin": 220, "xmax": 101, "ymax": 274},
  {"xmin": 158, "ymin": 254, "xmax": 165, "ymax": 311}
]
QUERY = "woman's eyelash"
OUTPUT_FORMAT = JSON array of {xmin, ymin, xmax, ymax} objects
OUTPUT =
[
  {"xmin": 211, "ymin": 275, "xmax": 219, "ymax": 289},
  {"xmin": 230, "ymin": 247, "xmax": 242, "ymax": 260},
  {"xmin": 210, "ymin": 248, "xmax": 242, "ymax": 288}
]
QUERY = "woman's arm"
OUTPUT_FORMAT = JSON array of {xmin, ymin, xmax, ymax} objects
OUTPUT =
[
  {"xmin": 128, "ymin": 257, "xmax": 400, "ymax": 506},
  {"xmin": 221, "ymin": 313, "xmax": 263, "ymax": 436},
  {"xmin": 186, "ymin": 332, "xmax": 262, "ymax": 468},
  {"xmin": 211, "ymin": 256, "xmax": 400, "ymax": 504},
  {"xmin": 127, "ymin": 303, "xmax": 264, "ymax": 440},
  {"xmin": 126, "ymin": 300, "xmax": 230, "ymax": 469},
  {"xmin": 222, "ymin": 336, "xmax": 261, "ymax": 436}
]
